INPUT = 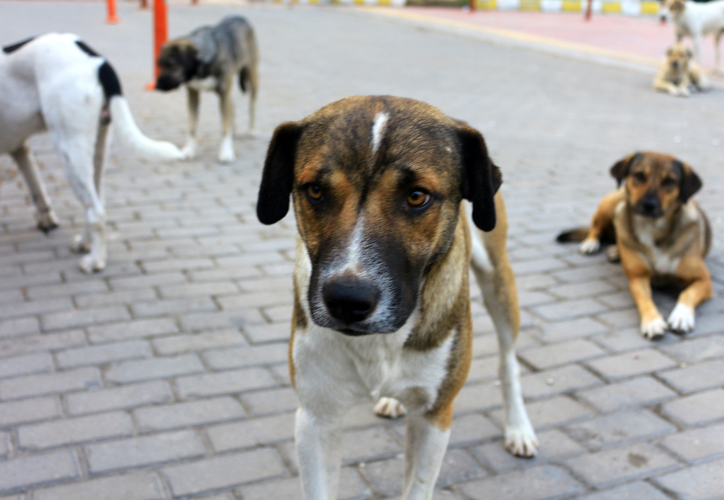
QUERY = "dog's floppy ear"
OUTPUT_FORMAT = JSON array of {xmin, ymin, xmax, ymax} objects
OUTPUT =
[
  {"xmin": 675, "ymin": 160, "xmax": 702, "ymax": 203},
  {"xmin": 456, "ymin": 124, "xmax": 502, "ymax": 232},
  {"xmin": 257, "ymin": 122, "xmax": 303, "ymax": 225},
  {"xmin": 610, "ymin": 152, "xmax": 642, "ymax": 186},
  {"xmin": 666, "ymin": 46, "xmax": 674, "ymax": 57}
]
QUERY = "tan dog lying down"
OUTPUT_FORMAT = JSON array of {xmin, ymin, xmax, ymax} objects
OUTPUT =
[
  {"xmin": 558, "ymin": 152, "xmax": 712, "ymax": 340},
  {"xmin": 653, "ymin": 42, "xmax": 709, "ymax": 97}
]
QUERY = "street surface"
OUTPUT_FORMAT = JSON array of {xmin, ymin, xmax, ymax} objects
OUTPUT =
[{"xmin": 0, "ymin": 2, "xmax": 723, "ymax": 499}]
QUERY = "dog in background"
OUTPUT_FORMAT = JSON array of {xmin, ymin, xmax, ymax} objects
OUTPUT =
[
  {"xmin": 257, "ymin": 96, "xmax": 538, "ymax": 499},
  {"xmin": 653, "ymin": 42, "xmax": 709, "ymax": 96},
  {"xmin": 0, "ymin": 34, "xmax": 181, "ymax": 273},
  {"xmin": 156, "ymin": 16, "xmax": 258, "ymax": 163},
  {"xmin": 557, "ymin": 152, "xmax": 712, "ymax": 340},
  {"xmin": 663, "ymin": 0, "xmax": 724, "ymax": 73}
]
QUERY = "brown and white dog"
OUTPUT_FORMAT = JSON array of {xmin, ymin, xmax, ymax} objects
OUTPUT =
[
  {"xmin": 557, "ymin": 152, "xmax": 712, "ymax": 340},
  {"xmin": 653, "ymin": 42, "xmax": 709, "ymax": 96},
  {"xmin": 257, "ymin": 96, "xmax": 538, "ymax": 499},
  {"xmin": 663, "ymin": 0, "xmax": 724, "ymax": 73}
]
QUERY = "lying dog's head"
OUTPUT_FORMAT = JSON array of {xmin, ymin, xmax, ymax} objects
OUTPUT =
[
  {"xmin": 155, "ymin": 39, "xmax": 198, "ymax": 91},
  {"xmin": 611, "ymin": 152, "xmax": 701, "ymax": 218},
  {"xmin": 257, "ymin": 96, "xmax": 501, "ymax": 335},
  {"xmin": 666, "ymin": 43, "xmax": 692, "ymax": 74}
]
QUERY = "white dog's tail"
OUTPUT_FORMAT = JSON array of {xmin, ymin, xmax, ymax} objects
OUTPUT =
[
  {"xmin": 93, "ymin": 58, "xmax": 181, "ymax": 161},
  {"xmin": 109, "ymin": 96, "xmax": 182, "ymax": 161}
]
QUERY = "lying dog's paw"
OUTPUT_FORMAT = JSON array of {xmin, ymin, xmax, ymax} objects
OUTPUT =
[
  {"xmin": 606, "ymin": 245, "xmax": 620, "ymax": 263},
  {"xmin": 79, "ymin": 254, "xmax": 105, "ymax": 274},
  {"xmin": 677, "ymin": 87, "xmax": 691, "ymax": 98},
  {"xmin": 579, "ymin": 238, "xmax": 600, "ymax": 255},
  {"xmin": 641, "ymin": 317, "xmax": 667, "ymax": 340},
  {"xmin": 374, "ymin": 397, "xmax": 406, "ymax": 419},
  {"xmin": 667, "ymin": 303, "xmax": 695, "ymax": 334},
  {"xmin": 505, "ymin": 423, "xmax": 539, "ymax": 458}
]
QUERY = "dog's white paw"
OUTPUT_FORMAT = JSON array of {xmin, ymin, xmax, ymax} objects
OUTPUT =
[
  {"xmin": 667, "ymin": 303, "xmax": 695, "ymax": 334},
  {"xmin": 79, "ymin": 254, "xmax": 105, "ymax": 274},
  {"xmin": 70, "ymin": 234, "xmax": 91, "ymax": 254},
  {"xmin": 677, "ymin": 87, "xmax": 691, "ymax": 97},
  {"xmin": 641, "ymin": 317, "xmax": 667, "ymax": 340},
  {"xmin": 180, "ymin": 140, "xmax": 197, "ymax": 160},
  {"xmin": 505, "ymin": 423, "xmax": 539, "ymax": 458},
  {"xmin": 579, "ymin": 238, "xmax": 600, "ymax": 255},
  {"xmin": 374, "ymin": 397, "xmax": 407, "ymax": 419},
  {"xmin": 36, "ymin": 210, "xmax": 59, "ymax": 234},
  {"xmin": 218, "ymin": 136, "xmax": 235, "ymax": 164}
]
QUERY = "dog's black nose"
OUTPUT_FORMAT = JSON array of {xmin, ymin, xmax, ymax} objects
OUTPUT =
[
  {"xmin": 641, "ymin": 197, "xmax": 661, "ymax": 216},
  {"xmin": 323, "ymin": 278, "xmax": 380, "ymax": 325}
]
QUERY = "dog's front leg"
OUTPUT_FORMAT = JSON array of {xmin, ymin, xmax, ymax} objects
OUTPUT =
[
  {"xmin": 714, "ymin": 30, "xmax": 723, "ymax": 74},
  {"xmin": 668, "ymin": 256, "xmax": 713, "ymax": 333},
  {"xmin": 402, "ymin": 410, "xmax": 451, "ymax": 500},
  {"xmin": 181, "ymin": 87, "xmax": 200, "ymax": 160},
  {"xmin": 296, "ymin": 407, "xmax": 345, "ymax": 500},
  {"xmin": 217, "ymin": 86, "xmax": 236, "ymax": 163},
  {"xmin": 11, "ymin": 145, "xmax": 60, "ymax": 233}
]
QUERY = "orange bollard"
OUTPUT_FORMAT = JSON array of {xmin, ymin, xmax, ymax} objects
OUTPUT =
[
  {"xmin": 106, "ymin": 0, "xmax": 120, "ymax": 24},
  {"xmin": 146, "ymin": 0, "xmax": 169, "ymax": 90}
]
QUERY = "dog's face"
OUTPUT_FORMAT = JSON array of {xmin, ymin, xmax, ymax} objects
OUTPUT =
[
  {"xmin": 666, "ymin": 43, "xmax": 692, "ymax": 73},
  {"xmin": 257, "ymin": 96, "xmax": 501, "ymax": 335},
  {"xmin": 155, "ymin": 39, "xmax": 198, "ymax": 91},
  {"xmin": 611, "ymin": 152, "xmax": 702, "ymax": 218}
]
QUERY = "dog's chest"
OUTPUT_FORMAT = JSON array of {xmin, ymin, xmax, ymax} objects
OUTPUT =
[
  {"xmin": 634, "ymin": 217, "xmax": 680, "ymax": 275},
  {"xmin": 187, "ymin": 76, "xmax": 218, "ymax": 92}
]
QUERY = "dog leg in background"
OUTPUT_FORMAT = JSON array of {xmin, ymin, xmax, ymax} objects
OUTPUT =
[
  {"xmin": 654, "ymin": 78, "xmax": 690, "ymax": 97},
  {"xmin": 714, "ymin": 29, "xmax": 723, "ymax": 74},
  {"xmin": 10, "ymin": 145, "xmax": 60, "ymax": 233},
  {"xmin": 668, "ymin": 256, "xmax": 713, "ymax": 333},
  {"xmin": 181, "ymin": 87, "xmax": 200, "ymax": 160},
  {"xmin": 93, "ymin": 109, "xmax": 112, "ymax": 204},
  {"xmin": 402, "ymin": 411, "xmax": 451, "ymax": 500},
  {"xmin": 470, "ymin": 197, "xmax": 538, "ymax": 457},
  {"xmin": 217, "ymin": 86, "xmax": 236, "ymax": 163}
]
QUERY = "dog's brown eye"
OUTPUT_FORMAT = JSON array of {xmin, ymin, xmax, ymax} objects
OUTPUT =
[
  {"xmin": 633, "ymin": 172, "xmax": 647, "ymax": 183},
  {"xmin": 307, "ymin": 185, "xmax": 322, "ymax": 201},
  {"xmin": 662, "ymin": 177, "xmax": 677, "ymax": 187},
  {"xmin": 407, "ymin": 190, "xmax": 430, "ymax": 208}
]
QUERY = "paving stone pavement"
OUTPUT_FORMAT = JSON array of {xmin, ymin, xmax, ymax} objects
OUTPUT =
[{"xmin": 1, "ymin": 1, "xmax": 724, "ymax": 499}]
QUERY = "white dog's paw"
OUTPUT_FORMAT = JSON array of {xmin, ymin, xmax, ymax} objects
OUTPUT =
[
  {"xmin": 218, "ymin": 136, "xmax": 235, "ymax": 164},
  {"xmin": 505, "ymin": 423, "xmax": 539, "ymax": 458},
  {"xmin": 180, "ymin": 140, "xmax": 197, "ymax": 161},
  {"xmin": 374, "ymin": 397, "xmax": 407, "ymax": 419},
  {"xmin": 579, "ymin": 238, "xmax": 600, "ymax": 255},
  {"xmin": 641, "ymin": 317, "xmax": 667, "ymax": 340},
  {"xmin": 70, "ymin": 234, "xmax": 91, "ymax": 254},
  {"xmin": 36, "ymin": 210, "xmax": 60, "ymax": 234},
  {"xmin": 79, "ymin": 254, "xmax": 105, "ymax": 274},
  {"xmin": 667, "ymin": 303, "xmax": 695, "ymax": 334}
]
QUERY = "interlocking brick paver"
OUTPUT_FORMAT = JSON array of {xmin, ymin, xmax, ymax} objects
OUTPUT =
[
  {"xmin": 17, "ymin": 411, "xmax": 133, "ymax": 450},
  {"xmin": 661, "ymin": 389, "xmax": 724, "ymax": 426},
  {"xmin": 0, "ymin": 450, "xmax": 80, "ymax": 494},
  {"xmin": 134, "ymin": 397, "xmax": 246, "ymax": 432},
  {"xmin": 1, "ymin": 2, "xmax": 724, "ymax": 498},
  {"xmin": 162, "ymin": 449, "xmax": 287, "ymax": 497},
  {"xmin": 86, "ymin": 430, "xmax": 206, "ymax": 473},
  {"xmin": 33, "ymin": 473, "xmax": 166, "ymax": 500},
  {"xmin": 0, "ymin": 367, "xmax": 100, "ymax": 400}
]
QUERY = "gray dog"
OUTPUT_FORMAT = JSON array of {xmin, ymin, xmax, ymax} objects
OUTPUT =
[{"xmin": 156, "ymin": 16, "xmax": 258, "ymax": 163}]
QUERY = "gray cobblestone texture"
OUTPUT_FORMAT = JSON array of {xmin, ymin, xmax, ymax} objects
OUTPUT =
[{"xmin": 1, "ymin": 1, "xmax": 723, "ymax": 499}]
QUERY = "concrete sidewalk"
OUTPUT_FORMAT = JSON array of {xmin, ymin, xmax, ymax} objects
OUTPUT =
[{"xmin": 1, "ymin": 2, "xmax": 724, "ymax": 499}]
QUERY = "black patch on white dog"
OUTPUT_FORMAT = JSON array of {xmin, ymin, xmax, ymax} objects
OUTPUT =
[
  {"xmin": 98, "ymin": 61, "xmax": 123, "ymax": 99},
  {"xmin": 2, "ymin": 36, "xmax": 36, "ymax": 54},
  {"xmin": 75, "ymin": 40, "xmax": 101, "ymax": 58}
]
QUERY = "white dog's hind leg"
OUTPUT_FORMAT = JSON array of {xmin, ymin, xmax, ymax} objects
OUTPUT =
[
  {"xmin": 374, "ymin": 397, "xmax": 407, "ymax": 419},
  {"xmin": 218, "ymin": 86, "xmax": 236, "ymax": 163},
  {"xmin": 295, "ymin": 407, "xmax": 345, "ymax": 500},
  {"xmin": 714, "ymin": 30, "xmax": 723, "ymax": 74},
  {"xmin": 181, "ymin": 87, "xmax": 200, "ymax": 160},
  {"xmin": 11, "ymin": 145, "xmax": 60, "ymax": 233},
  {"xmin": 402, "ymin": 412, "xmax": 450, "ymax": 500}
]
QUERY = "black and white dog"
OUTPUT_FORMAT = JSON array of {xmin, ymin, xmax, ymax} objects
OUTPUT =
[{"xmin": 0, "ymin": 33, "xmax": 182, "ymax": 273}]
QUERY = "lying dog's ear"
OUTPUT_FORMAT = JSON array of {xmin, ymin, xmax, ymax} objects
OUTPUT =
[
  {"xmin": 666, "ymin": 47, "xmax": 674, "ymax": 57},
  {"xmin": 675, "ymin": 160, "xmax": 702, "ymax": 203},
  {"xmin": 456, "ymin": 125, "xmax": 502, "ymax": 232},
  {"xmin": 610, "ymin": 152, "xmax": 642, "ymax": 186},
  {"xmin": 257, "ymin": 122, "xmax": 303, "ymax": 225}
]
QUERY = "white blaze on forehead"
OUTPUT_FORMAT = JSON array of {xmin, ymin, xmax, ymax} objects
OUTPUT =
[{"xmin": 371, "ymin": 112, "xmax": 389, "ymax": 155}]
